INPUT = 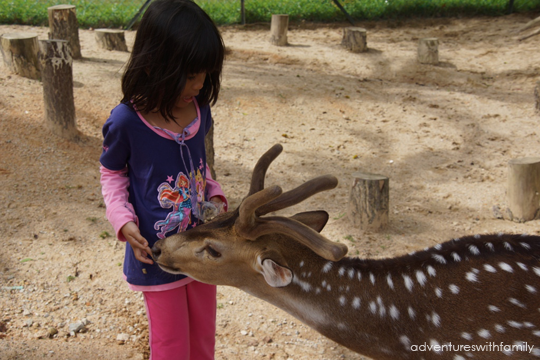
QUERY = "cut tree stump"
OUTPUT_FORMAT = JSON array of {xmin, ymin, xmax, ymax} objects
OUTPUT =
[
  {"xmin": 507, "ymin": 157, "xmax": 540, "ymax": 222},
  {"xmin": 348, "ymin": 171, "xmax": 389, "ymax": 232},
  {"xmin": 418, "ymin": 38, "xmax": 439, "ymax": 65},
  {"xmin": 269, "ymin": 14, "xmax": 289, "ymax": 46},
  {"xmin": 0, "ymin": 32, "xmax": 41, "ymax": 80},
  {"xmin": 39, "ymin": 40, "xmax": 78, "ymax": 140},
  {"xmin": 48, "ymin": 5, "xmax": 82, "ymax": 59},
  {"xmin": 95, "ymin": 29, "xmax": 128, "ymax": 52},
  {"xmin": 341, "ymin": 27, "xmax": 367, "ymax": 53}
]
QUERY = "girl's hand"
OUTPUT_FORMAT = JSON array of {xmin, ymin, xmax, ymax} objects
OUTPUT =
[
  {"xmin": 121, "ymin": 222, "xmax": 154, "ymax": 265},
  {"xmin": 210, "ymin": 196, "xmax": 226, "ymax": 214}
]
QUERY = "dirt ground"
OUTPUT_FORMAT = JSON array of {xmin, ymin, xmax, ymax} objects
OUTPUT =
[{"xmin": 1, "ymin": 12, "xmax": 540, "ymax": 360}]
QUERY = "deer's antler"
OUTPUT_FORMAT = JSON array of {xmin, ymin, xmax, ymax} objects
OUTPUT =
[{"xmin": 238, "ymin": 148, "xmax": 347, "ymax": 262}]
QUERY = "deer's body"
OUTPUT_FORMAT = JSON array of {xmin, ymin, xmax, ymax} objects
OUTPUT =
[{"xmin": 153, "ymin": 145, "xmax": 540, "ymax": 360}]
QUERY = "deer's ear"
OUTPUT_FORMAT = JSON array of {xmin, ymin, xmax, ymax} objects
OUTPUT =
[
  {"xmin": 257, "ymin": 254, "xmax": 292, "ymax": 287},
  {"xmin": 291, "ymin": 211, "xmax": 329, "ymax": 233}
]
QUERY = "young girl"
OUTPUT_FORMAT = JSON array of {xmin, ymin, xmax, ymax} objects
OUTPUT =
[{"xmin": 99, "ymin": 1, "xmax": 227, "ymax": 358}]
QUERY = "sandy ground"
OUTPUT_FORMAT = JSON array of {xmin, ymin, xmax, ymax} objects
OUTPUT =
[{"xmin": 1, "ymin": 12, "xmax": 540, "ymax": 360}]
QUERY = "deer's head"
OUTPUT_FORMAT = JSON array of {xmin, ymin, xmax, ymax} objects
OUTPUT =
[{"xmin": 152, "ymin": 144, "xmax": 348, "ymax": 289}]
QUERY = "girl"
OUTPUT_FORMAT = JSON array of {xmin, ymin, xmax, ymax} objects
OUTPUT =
[{"xmin": 99, "ymin": 1, "xmax": 227, "ymax": 359}]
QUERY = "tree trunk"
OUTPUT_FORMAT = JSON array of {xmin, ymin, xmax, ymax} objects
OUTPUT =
[
  {"xmin": 341, "ymin": 27, "xmax": 367, "ymax": 53},
  {"xmin": 95, "ymin": 29, "xmax": 128, "ymax": 52},
  {"xmin": 507, "ymin": 157, "xmax": 540, "ymax": 222},
  {"xmin": 0, "ymin": 32, "xmax": 41, "ymax": 80},
  {"xmin": 39, "ymin": 40, "xmax": 78, "ymax": 140},
  {"xmin": 205, "ymin": 122, "xmax": 216, "ymax": 180},
  {"xmin": 270, "ymin": 15, "xmax": 289, "ymax": 46},
  {"xmin": 348, "ymin": 171, "xmax": 389, "ymax": 232},
  {"xmin": 535, "ymin": 81, "xmax": 540, "ymax": 114},
  {"xmin": 48, "ymin": 5, "xmax": 82, "ymax": 59},
  {"xmin": 418, "ymin": 38, "xmax": 439, "ymax": 65}
]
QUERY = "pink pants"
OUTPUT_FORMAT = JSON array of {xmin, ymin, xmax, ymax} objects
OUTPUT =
[{"xmin": 143, "ymin": 281, "xmax": 217, "ymax": 360}]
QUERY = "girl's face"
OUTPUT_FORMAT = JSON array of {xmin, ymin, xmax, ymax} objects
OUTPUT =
[{"xmin": 176, "ymin": 72, "xmax": 206, "ymax": 108}]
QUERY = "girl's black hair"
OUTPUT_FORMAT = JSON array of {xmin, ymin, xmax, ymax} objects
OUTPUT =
[{"xmin": 121, "ymin": 0, "xmax": 224, "ymax": 122}]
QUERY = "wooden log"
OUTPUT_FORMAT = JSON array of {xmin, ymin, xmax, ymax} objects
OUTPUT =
[
  {"xmin": 269, "ymin": 14, "xmax": 289, "ymax": 46},
  {"xmin": 507, "ymin": 157, "xmax": 540, "ymax": 223},
  {"xmin": 348, "ymin": 171, "xmax": 389, "ymax": 232},
  {"xmin": 341, "ymin": 27, "xmax": 367, "ymax": 53},
  {"xmin": 418, "ymin": 38, "xmax": 439, "ymax": 65},
  {"xmin": 39, "ymin": 40, "xmax": 78, "ymax": 140},
  {"xmin": 517, "ymin": 15, "xmax": 540, "ymax": 33},
  {"xmin": 535, "ymin": 81, "xmax": 540, "ymax": 114},
  {"xmin": 48, "ymin": 4, "xmax": 82, "ymax": 59},
  {"xmin": 95, "ymin": 29, "xmax": 128, "ymax": 52},
  {"xmin": 0, "ymin": 32, "xmax": 41, "ymax": 80}
]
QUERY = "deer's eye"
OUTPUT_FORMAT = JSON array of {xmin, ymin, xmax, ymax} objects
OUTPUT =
[{"xmin": 206, "ymin": 245, "xmax": 221, "ymax": 258}]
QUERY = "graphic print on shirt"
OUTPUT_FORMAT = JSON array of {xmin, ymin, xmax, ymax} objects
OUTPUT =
[{"xmin": 154, "ymin": 167, "xmax": 206, "ymax": 239}]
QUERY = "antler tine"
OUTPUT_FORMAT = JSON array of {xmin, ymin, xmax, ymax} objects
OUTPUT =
[
  {"xmin": 247, "ymin": 144, "xmax": 283, "ymax": 196},
  {"xmin": 237, "ymin": 185, "xmax": 283, "ymax": 232},
  {"xmin": 256, "ymin": 175, "xmax": 338, "ymax": 216}
]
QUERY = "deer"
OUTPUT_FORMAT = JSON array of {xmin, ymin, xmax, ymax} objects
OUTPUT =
[{"xmin": 152, "ymin": 144, "xmax": 540, "ymax": 360}]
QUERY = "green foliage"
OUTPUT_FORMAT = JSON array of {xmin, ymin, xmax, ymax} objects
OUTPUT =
[{"xmin": 0, "ymin": 0, "xmax": 539, "ymax": 28}]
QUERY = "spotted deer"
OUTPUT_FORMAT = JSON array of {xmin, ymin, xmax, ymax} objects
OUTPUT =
[{"xmin": 152, "ymin": 144, "xmax": 540, "ymax": 360}]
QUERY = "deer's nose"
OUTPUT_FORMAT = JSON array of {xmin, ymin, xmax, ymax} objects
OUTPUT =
[{"xmin": 151, "ymin": 242, "xmax": 162, "ymax": 260}]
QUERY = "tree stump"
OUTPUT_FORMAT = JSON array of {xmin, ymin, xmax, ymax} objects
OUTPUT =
[
  {"xmin": 269, "ymin": 14, "xmax": 289, "ymax": 46},
  {"xmin": 535, "ymin": 81, "xmax": 540, "ymax": 114},
  {"xmin": 0, "ymin": 32, "xmax": 41, "ymax": 80},
  {"xmin": 348, "ymin": 171, "xmax": 389, "ymax": 232},
  {"xmin": 48, "ymin": 5, "xmax": 82, "ymax": 59},
  {"xmin": 95, "ymin": 29, "xmax": 128, "ymax": 52},
  {"xmin": 341, "ymin": 27, "xmax": 367, "ymax": 53},
  {"xmin": 418, "ymin": 38, "xmax": 439, "ymax": 65},
  {"xmin": 507, "ymin": 157, "xmax": 540, "ymax": 222},
  {"xmin": 39, "ymin": 40, "xmax": 78, "ymax": 140}
]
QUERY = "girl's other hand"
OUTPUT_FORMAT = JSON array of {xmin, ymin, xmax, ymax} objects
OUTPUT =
[
  {"xmin": 121, "ymin": 222, "xmax": 154, "ymax": 265},
  {"xmin": 209, "ymin": 196, "xmax": 226, "ymax": 214}
]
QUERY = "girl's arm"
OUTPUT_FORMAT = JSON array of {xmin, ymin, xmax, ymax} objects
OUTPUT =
[{"xmin": 205, "ymin": 164, "xmax": 228, "ymax": 211}]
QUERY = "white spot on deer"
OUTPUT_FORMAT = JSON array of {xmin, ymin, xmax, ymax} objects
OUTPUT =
[
  {"xmin": 533, "ymin": 267, "xmax": 540, "ymax": 276},
  {"xmin": 389, "ymin": 304, "xmax": 399, "ymax": 320},
  {"xmin": 435, "ymin": 287, "xmax": 443, "ymax": 298},
  {"xmin": 516, "ymin": 262, "xmax": 528, "ymax": 271},
  {"xmin": 466, "ymin": 271, "xmax": 478, "ymax": 283},
  {"xmin": 485, "ymin": 242, "xmax": 495, "ymax": 251},
  {"xmin": 474, "ymin": 234, "xmax": 481, "ymax": 239},
  {"xmin": 399, "ymin": 335, "xmax": 411, "ymax": 348},
  {"xmin": 451, "ymin": 252, "xmax": 461, "ymax": 262},
  {"xmin": 449, "ymin": 284, "xmax": 460, "ymax": 294},
  {"xmin": 292, "ymin": 276, "xmax": 312, "ymax": 292},
  {"xmin": 339, "ymin": 295, "xmax": 346, "ymax": 306},
  {"xmin": 377, "ymin": 296, "xmax": 386, "ymax": 318},
  {"xmin": 299, "ymin": 261, "xmax": 304, "ymax": 268},
  {"xmin": 357, "ymin": 271, "xmax": 362, "ymax": 282},
  {"xmin": 488, "ymin": 305, "xmax": 500, "ymax": 313},
  {"xmin": 408, "ymin": 306, "xmax": 416, "ymax": 320},
  {"xmin": 495, "ymin": 324, "xmax": 505, "ymax": 333},
  {"xmin": 509, "ymin": 298, "xmax": 526, "ymax": 308},
  {"xmin": 484, "ymin": 264, "xmax": 497, "ymax": 273},
  {"xmin": 322, "ymin": 262, "xmax": 333, "ymax": 273},
  {"xmin": 338, "ymin": 267, "xmax": 345, "ymax": 276},
  {"xmin": 430, "ymin": 339, "xmax": 442, "ymax": 354},
  {"xmin": 520, "ymin": 242, "xmax": 531, "ymax": 250},
  {"xmin": 499, "ymin": 262, "xmax": 513, "ymax": 273},
  {"xmin": 533, "ymin": 330, "xmax": 540, "ymax": 337},
  {"xmin": 427, "ymin": 265, "xmax": 436, "ymax": 277},
  {"xmin": 347, "ymin": 268, "xmax": 355, "ymax": 279},
  {"xmin": 524, "ymin": 322, "xmax": 534, "ymax": 328},
  {"xmin": 526, "ymin": 285, "xmax": 537, "ymax": 293},
  {"xmin": 453, "ymin": 356, "xmax": 466, "ymax": 360},
  {"xmin": 326, "ymin": 284, "xmax": 331, "ymax": 291},
  {"xmin": 478, "ymin": 329, "xmax": 491, "ymax": 339},
  {"xmin": 461, "ymin": 332, "xmax": 472, "ymax": 340},
  {"xmin": 504, "ymin": 242, "xmax": 514, "ymax": 251},
  {"xmin": 435, "ymin": 244, "xmax": 442, "ymax": 250},
  {"xmin": 431, "ymin": 312, "xmax": 441, "ymax": 327},
  {"xmin": 469, "ymin": 245, "xmax": 480, "ymax": 255},
  {"xmin": 508, "ymin": 320, "xmax": 523, "ymax": 329},
  {"xmin": 387, "ymin": 274, "xmax": 394, "ymax": 290},
  {"xmin": 403, "ymin": 274, "xmax": 414, "ymax": 292},
  {"xmin": 369, "ymin": 301, "xmax": 377, "ymax": 315},
  {"xmin": 531, "ymin": 348, "xmax": 540, "ymax": 356},
  {"xmin": 432, "ymin": 254, "xmax": 447, "ymax": 264},
  {"xmin": 352, "ymin": 297, "xmax": 361, "ymax": 309},
  {"xmin": 315, "ymin": 287, "xmax": 321, "ymax": 294},
  {"xmin": 322, "ymin": 280, "xmax": 327, "ymax": 288},
  {"xmin": 416, "ymin": 270, "xmax": 427, "ymax": 287},
  {"xmin": 370, "ymin": 272, "xmax": 376, "ymax": 285}
]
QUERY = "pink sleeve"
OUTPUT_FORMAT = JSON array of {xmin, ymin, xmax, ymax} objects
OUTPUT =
[
  {"xmin": 100, "ymin": 165, "xmax": 138, "ymax": 242},
  {"xmin": 206, "ymin": 165, "xmax": 228, "ymax": 211}
]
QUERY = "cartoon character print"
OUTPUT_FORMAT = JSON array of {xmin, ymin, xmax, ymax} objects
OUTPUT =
[{"xmin": 154, "ymin": 164, "xmax": 206, "ymax": 239}]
